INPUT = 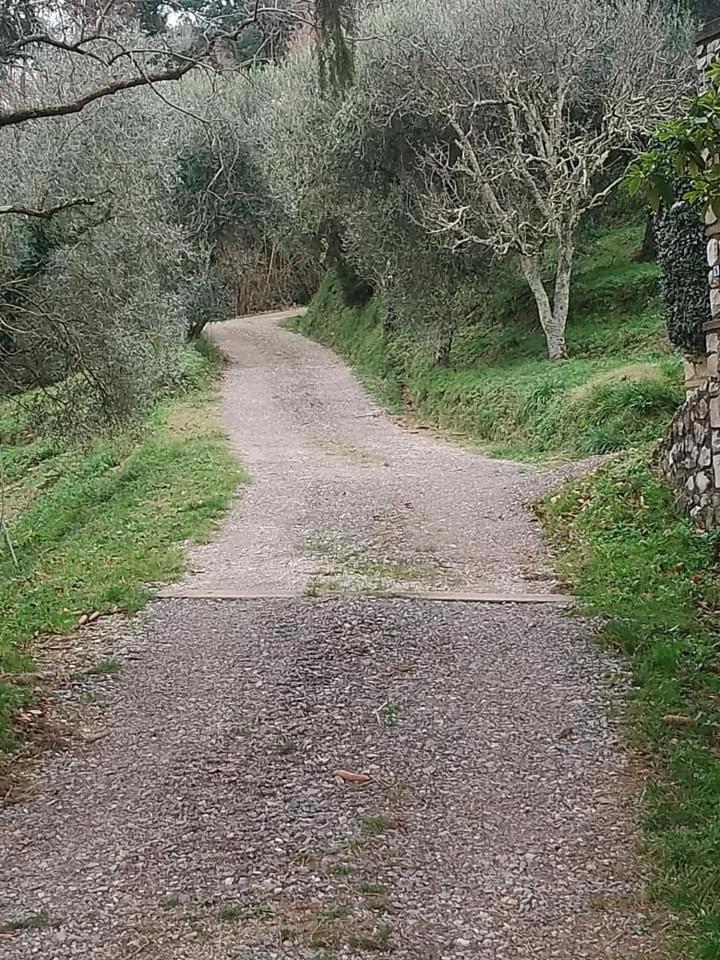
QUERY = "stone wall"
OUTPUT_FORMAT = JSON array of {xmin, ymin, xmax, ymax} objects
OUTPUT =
[
  {"xmin": 659, "ymin": 381, "xmax": 720, "ymax": 528},
  {"xmin": 658, "ymin": 19, "xmax": 720, "ymax": 529}
]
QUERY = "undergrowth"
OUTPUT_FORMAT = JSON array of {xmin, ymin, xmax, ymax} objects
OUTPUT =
[
  {"xmin": 293, "ymin": 224, "xmax": 682, "ymax": 461},
  {"xmin": 0, "ymin": 340, "xmax": 242, "ymax": 752},
  {"xmin": 539, "ymin": 451, "xmax": 720, "ymax": 958}
]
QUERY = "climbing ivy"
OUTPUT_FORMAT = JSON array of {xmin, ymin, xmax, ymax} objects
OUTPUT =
[{"xmin": 654, "ymin": 182, "xmax": 708, "ymax": 355}]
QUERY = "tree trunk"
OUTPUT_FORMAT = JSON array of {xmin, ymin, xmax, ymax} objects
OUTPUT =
[
  {"xmin": 551, "ymin": 240, "xmax": 573, "ymax": 360},
  {"xmin": 631, "ymin": 213, "xmax": 657, "ymax": 263},
  {"xmin": 520, "ymin": 255, "xmax": 568, "ymax": 360}
]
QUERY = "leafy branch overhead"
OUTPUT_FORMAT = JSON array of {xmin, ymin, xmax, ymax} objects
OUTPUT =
[
  {"xmin": 627, "ymin": 59, "xmax": 720, "ymax": 216},
  {"xmin": 0, "ymin": 0, "xmax": 354, "ymax": 133}
]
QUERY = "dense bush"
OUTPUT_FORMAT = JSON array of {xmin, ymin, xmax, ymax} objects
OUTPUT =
[{"xmin": 655, "ymin": 188, "xmax": 708, "ymax": 356}]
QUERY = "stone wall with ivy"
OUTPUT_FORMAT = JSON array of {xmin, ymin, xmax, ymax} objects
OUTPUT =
[{"xmin": 658, "ymin": 19, "xmax": 720, "ymax": 528}]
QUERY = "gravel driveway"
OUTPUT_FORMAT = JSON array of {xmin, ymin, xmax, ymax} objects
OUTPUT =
[{"xmin": 0, "ymin": 312, "xmax": 648, "ymax": 958}]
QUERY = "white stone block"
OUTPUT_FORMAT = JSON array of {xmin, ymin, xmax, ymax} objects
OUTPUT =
[
  {"xmin": 708, "ymin": 332, "xmax": 720, "ymax": 356},
  {"xmin": 708, "ymin": 239, "xmax": 720, "ymax": 266},
  {"xmin": 697, "ymin": 472, "xmax": 711, "ymax": 494},
  {"xmin": 709, "ymin": 353, "xmax": 719, "ymax": 378},
  {"xmin": 714, "ymin": 459, "xmax": 720, "ymax": 488},
  {"xmin": 711, "ymin": 396, "xmax": 720, "ymax": 427},
  {"xmin": 710, "ymin": 287, "xmax": 720, "ymax": 317}
]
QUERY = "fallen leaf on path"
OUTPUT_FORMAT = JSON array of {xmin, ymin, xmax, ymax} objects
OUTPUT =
[
  {"xmin": 79, "ymin": 729, "xmax": 109, "ymax": 743},
  {"xmin": 333, "ymin": 770, "xmax": 371, "ymax": 784},
  {"xmin": 557, "ymin": 726, "xmax": 574, "ymax": 739}
]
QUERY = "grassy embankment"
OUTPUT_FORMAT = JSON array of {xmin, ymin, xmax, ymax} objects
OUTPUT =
[
  {"xmin": 0, "ymin": 343, "xmax": 242, "ymax": 752},
  {"xmin": 292, "ymin": 223, "xmax": 682, "ymax": 462},
  {"xmin": 294, "ymin": 222, "xmax": 720, "ymax": 956},
  {"xmin": 541, "ymin": 456, "xmax": 720, "ymax": 958}
]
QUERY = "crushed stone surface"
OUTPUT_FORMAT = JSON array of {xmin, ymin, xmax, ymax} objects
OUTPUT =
[
  {"xmin": 174, "ymin": 312, "xmax": 563, "ymax": 598},
  {"xmin": 0, "ymin": 312, "xmax": 649, "ymax": 958}
]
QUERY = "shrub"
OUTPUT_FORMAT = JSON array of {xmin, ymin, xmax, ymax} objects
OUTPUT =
[{"xmin": 655, "ymin": 187, "xmax": 708, "ymax": 356}]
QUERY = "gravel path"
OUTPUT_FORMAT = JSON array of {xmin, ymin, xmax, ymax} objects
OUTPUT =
[
  {"xmin": 0, "ymin": 312, "xmax": 648, "ymax": 959},
  {"xmin": 165, "ymin": 311, "xmax": 560, "ymax": 599}
]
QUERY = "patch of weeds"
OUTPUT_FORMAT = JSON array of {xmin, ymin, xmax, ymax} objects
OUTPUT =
[
  {"xmin": 304, "ymin": 576, "xmax": 341, "ymax": 598},
  {"xmin": 359, "ymin": 882, "xmax": 391, "ymax": 913},
  {"xmin": 382, "ymin": 781, "xmax": 409, "ymax": 805},
  {"xmin": 191, "ymin": 896, "xmax": 213, "ymax": 910},
  {"xmin": 84, "ymin": 657, "xmax": 121, "ymax": 677},
  {"xmin": 0, "ymin": 911, "xmax": 58, "ymax": 932},
  {"xmin": 305, "ymin": 532, "xmax": 336, "ymax": 557},
  {"xmin": 330, "ymin": 862, "xmax": 353, "ymax": 877},
  {"xmin": 246, "ymin": 903, "xmax": 274, "ymax": 920},
  {"xmin": 347, "ymin": 555, "xmax": 436, "ymax": 590},
  {"xmin": 361, "ymin": 815, "xmax": 398, "ymax": 837},
  {"xmin": 359, "ymin": 882, "xmax": 387, "ymax": 895},
  {"xmin": 292, "ymin": 847, "xmax": 316, "ymax": 866},
  {"xmin": 316, "ymin": 905, "xmax": 352, "ymax": 923},
  {"xmin": 76, "ymin": 689, "xmax": 104, "ymax": 704},
  {"xmin": 217, "ymin": 903, "xmax": 245, "ymax": 923},
  {"xmin": 159, "ymin": 895, "xmax": 180, "ymax": 910},
  {"xmin": 333, "ymin": 836, "xmax": 366, "ymax": 855},
  {"xmin": 217, "ymin": 901, "xmax": 275, "ymax": 922},
  {"xmin": 280, "ymin": 926, "xmax": 299, "ymax": 942},
  {"xmin": 276, "ymin": 739, "xmax": 297, "ymax": 756},
  {"xmin": 379, "ymin": 702, "xmax": 400, "ymax": 728},
  {"xmin": 346, "ymin": 922, "xmax": 393, "ymax": 951}
]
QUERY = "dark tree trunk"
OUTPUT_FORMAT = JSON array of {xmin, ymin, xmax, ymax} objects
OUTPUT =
[{"xmin": 631, "ymin": 214, "xmax": 657, "ymax": 263}]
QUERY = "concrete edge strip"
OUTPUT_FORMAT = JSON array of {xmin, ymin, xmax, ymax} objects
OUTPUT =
[{"xmin": 155, "ymin": 587, "xmax": 573, "ymax": 605}]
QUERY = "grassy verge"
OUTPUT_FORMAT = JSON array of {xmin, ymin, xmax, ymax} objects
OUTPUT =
[
  {"xmin": 538, "ymin": 450, "xmax": 720, "ymax": 957},
  {"xmin": 0, "ymin": 342, "xmax": 242, "ymax": 752},
  {"xmin": 292, "ymin": 224, "xmax": 683, "ymax": 462}
]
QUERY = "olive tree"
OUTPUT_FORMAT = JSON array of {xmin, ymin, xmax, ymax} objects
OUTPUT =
[
  {"xmin": 365, "ymin": 0, "xmax": 691, "ymax": 358},
  {"xmin": 0, "ymin": 35, "xmax": 201, "ymax": 420}
]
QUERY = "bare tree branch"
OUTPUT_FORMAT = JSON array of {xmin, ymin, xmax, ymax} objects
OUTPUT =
[{"xmin": 0, "ymin": 196, "xmax": 95, "ymax": 219}]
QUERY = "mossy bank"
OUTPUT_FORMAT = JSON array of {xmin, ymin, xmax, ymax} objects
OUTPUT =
[{"xmin": 292, "ymin": 224, "xmax": 682, "ymax": 463}]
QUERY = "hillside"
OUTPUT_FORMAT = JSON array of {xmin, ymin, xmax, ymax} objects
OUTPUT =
[{"xmin": 294, "ymin": 224, "xmax": 682, "ymax": 462}]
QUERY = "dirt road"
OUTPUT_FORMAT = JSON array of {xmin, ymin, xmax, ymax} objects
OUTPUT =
[{"xmin": 0, "ymin": 312, "xmax": 646, "ymax": 959}]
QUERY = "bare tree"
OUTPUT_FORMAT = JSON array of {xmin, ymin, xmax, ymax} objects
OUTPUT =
[{"xmin": 375, "ymin": 0, "xmax": 691, "ymax": 358}]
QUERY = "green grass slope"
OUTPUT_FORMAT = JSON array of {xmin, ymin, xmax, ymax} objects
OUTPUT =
[
  {"xmin": 294, "ymin": 224, "xmax": 682, "ymax": 461},
  {"xmin": 540, "ymin": 453, "xmax": 720, "ymax": 959},
  {"xmin": 0, "ymin": 344, "xmax": 243, "ymax": 752}
]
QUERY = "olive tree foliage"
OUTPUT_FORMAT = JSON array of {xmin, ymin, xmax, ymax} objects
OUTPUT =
[
  {"xmin": 253, "ymin": 0, "xmax": 691, "ymax": 361},
  {"xmin": 254, "ymin": 31, "xmax": 487, "ymax": 361},
  {"xmin": 354, "ymin": 0, "xmax": 691, "ymax": 359},
  {"xmin": 0, "ymin": 1, "xmax": 354, "ymax": 425},
  {"xmin": 0, "ymin": 35, "xmax": 220, "ymax": 423}
]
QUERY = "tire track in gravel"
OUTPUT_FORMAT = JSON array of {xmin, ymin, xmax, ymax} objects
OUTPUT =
[{"xmin": 0, "ymin": 312, "xmax": 650, "ymax": 959}]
